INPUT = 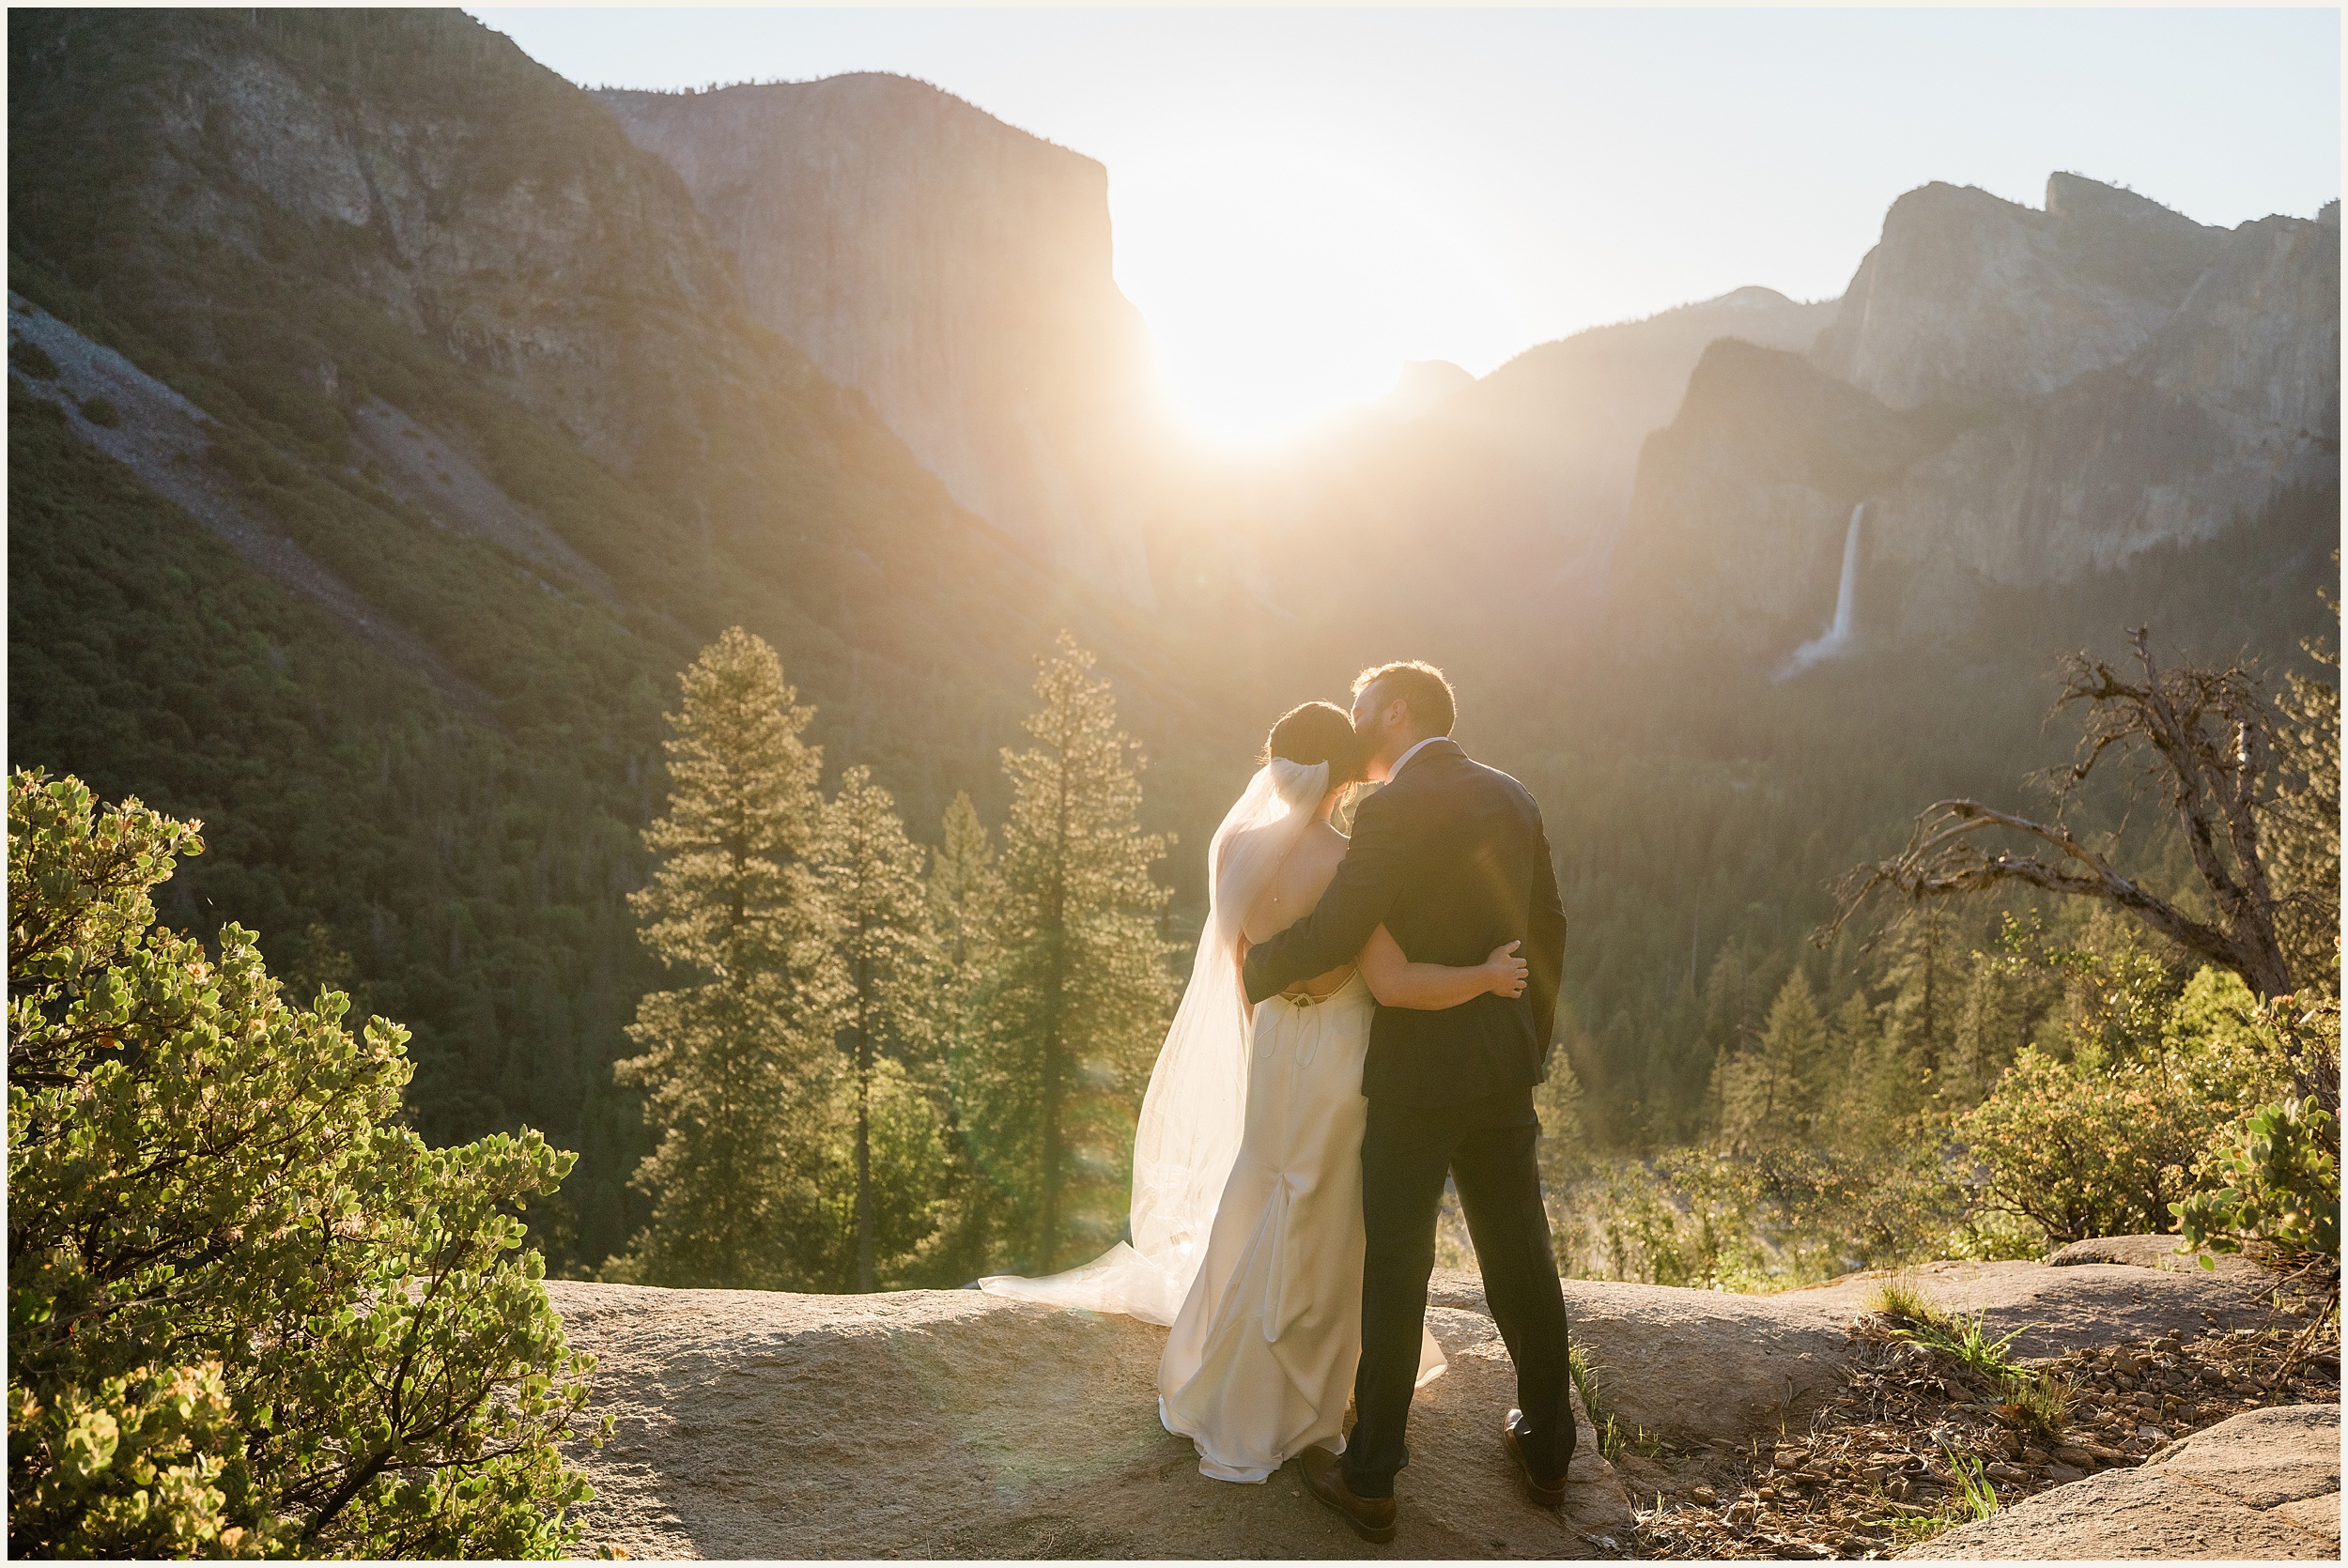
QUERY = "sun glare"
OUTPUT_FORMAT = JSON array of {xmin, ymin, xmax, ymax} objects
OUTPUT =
[{"xmin": 1110, "ymin": 142, "xmax": 1524, "ymax": 449}]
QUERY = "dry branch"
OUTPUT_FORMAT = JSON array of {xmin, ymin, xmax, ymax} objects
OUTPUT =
[{"xmin": 1823, "ymin": 630, "xmax": 2296, "ymax": 999}]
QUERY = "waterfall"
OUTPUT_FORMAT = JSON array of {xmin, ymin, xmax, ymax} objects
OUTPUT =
[{"xmin": 1776, "ymin": 502, "xmax": 1864, "ymax": 681}]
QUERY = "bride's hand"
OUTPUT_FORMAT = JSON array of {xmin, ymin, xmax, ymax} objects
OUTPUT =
[{"xmin": 1484, "ymin": 940, "xmax": 1529, "ymax": 998}]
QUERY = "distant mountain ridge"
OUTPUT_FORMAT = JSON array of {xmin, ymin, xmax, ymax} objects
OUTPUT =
[{"xmin": 575, "ymin": 71, "xmax": 2337, "ymax": 682}]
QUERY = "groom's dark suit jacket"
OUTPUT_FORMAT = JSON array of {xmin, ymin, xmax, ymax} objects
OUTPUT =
[{"xmin": 1242, "ymin": 739, "xmax": 1568, "ymax": 1107}]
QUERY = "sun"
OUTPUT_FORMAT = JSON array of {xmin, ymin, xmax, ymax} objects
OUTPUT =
[{"xmin": 1108, "ymin": 142, "xmax": 1521, "ymax": 449}]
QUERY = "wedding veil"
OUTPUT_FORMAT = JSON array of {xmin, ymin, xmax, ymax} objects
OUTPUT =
[{"xmin": 977, "ymin": 757, "xmax": 1332, "ymax": 1325}]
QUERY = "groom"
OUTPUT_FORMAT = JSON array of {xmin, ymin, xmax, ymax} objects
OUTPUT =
[{"xmin": 1243, "ymin": 660, "xmax": 1574, "ymax": 1540}]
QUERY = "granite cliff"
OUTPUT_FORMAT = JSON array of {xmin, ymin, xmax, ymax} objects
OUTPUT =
[
  {"xmin": 1613, "ymin": 176, "xmax": 2340, "ymax": 661},
  {"xmin": 597, "ymin": 77, "xmax": 1166, "ymax": 607},
  {"xmin": 1813, "ymin": 174, "xmax": 2231, "ymax": 411}
]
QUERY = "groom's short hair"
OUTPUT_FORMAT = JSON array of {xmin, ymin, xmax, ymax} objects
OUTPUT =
[{"xmin": 1352, "ymin": 660, "xmax": 1456, "ymax": 737}]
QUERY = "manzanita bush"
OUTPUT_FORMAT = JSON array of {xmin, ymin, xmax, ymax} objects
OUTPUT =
[
  {"xmin": 2175, "ymin": 1097, "xmax": 2341, "ymax": 1264},
  {"xmin": 2170, "ymin": 992, "xmax": 2341, "ymax": 1267},
  {"xmin": 7, "ymin": 769, "xmax": 607, "ymax": 1557}
]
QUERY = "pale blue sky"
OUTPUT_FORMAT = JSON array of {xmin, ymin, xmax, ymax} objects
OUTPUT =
[{"xmin": 471, "ymin": 7, "xmax": 2341, "ymax": 442}]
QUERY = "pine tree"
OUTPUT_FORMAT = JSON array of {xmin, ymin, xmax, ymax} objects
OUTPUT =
[
  {"xmin": 929, "ymin": 790, "xmax": 998, "ymax": 982},
  {"xmin": 1717, "ymin": 970, "xmax": 1827, "ymax": 1149},
  {"xmin": 813, "ymin": 765, "xmax": 941, "ymax": 1291},
  {"xmin": 1535, "ymin": 1049, "xmax": 1590, "ymax": 1190},
  {"xmin": 963, "ymin": 633, "xmax": 1174, "ymax": 1274},
  {"xmin": 1878, "ymin": 911, "xmax": 1955, "ymax": 1079},
  {"xmin": 920, "ymin": 791, "xmax": 1007, "ymax": 1280},
  {"xmin": 1819, "ymin": 989, "xmax": 1908, "ymax": 1151},
  {"xmin": 614, "ymin": 628, "xmax": 844, "ymax": 1289}
]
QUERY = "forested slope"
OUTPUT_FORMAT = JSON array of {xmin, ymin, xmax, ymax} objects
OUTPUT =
[
  {"xmin": 7, "ymin": 8, "xmax": 1246, "ymax": 1268},
  {"xmin": 7, "ymin": 8, "xmax": 2336, "ymax": 1267}
]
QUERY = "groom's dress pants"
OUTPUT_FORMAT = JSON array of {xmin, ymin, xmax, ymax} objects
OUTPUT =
[{"xmin": 1343, "ymin": 1086, "xmax": 1573, "ymax": 1499}]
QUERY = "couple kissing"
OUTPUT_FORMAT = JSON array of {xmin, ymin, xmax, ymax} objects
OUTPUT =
[{"xmin": 981, "ymin": 659, "xmax": 1575, "ymax": 1541}]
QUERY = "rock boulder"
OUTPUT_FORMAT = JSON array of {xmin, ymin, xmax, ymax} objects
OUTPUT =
[{"xmin": 1901, "ymin": 1404, "xmax": 2340, "ymax": 1560}]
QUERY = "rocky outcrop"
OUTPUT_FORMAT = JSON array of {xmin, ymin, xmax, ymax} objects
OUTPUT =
[
  {"xmin": 541, "ymin": 1248, "xmax": 2289, "ymax": 1559},
  {"xmin": 1445, "ymin": 1253, "xmax": 2283, "ymax": 1449},
  {"xmin": 596, "ymin": 77, "xmax": 1165, "ymax": 606},
  {"xmin": 1901, "ymin": 1404, "xmax": 2340, "ymax": 1560},
  {"xmin": 545, "ymin": 1279, "xmax": 1634, "ymax": 1560},
  {"xmin": 2045, "ymin": 1233, "xmax": 2255, "ymax": 1273}
]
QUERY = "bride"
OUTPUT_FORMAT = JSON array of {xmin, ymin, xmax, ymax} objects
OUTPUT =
[{"xmin": 981, "ymin": 700, "xmax": 1527, "ymax": 1482}]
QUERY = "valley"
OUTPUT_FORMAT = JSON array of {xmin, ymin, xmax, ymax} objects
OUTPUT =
[{"xmin": 7, "ymin": 6, "xmax": 2337, "ymax": 1276}]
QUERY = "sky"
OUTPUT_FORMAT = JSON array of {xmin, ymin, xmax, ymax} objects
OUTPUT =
[{"xmin": 470, "ymin": 7, "xmax": 2342, "ymax": 444}]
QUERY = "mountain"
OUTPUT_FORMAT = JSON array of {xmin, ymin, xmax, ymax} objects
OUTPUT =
[
  {"xmin": 1610, "ymin": 338, "xmax": 1951, "ymax": 656},
  {"xmin": 596, "ymin": 77, "xmax": 1167, "ymax": 608},
  {"xmin": 582, "ymin": 69, "xmax": 1842, "ymax": 687},
  {"xmin": 1458, "ymin": 284, "xmax": 1841, "ymax": 553},
  {"xmin": 1813, "ymin": 174, "xmax": 2231, "ymax": 410},
  {"xmin": 6, "ymin": 8, "xmax": 1245, "ymax": 1271},
  {"xmin": 8, "ymin": 13, "xmax": 2334, "ymax": 1213},
  {"xmin": 1613, "ymin": 176, "xmax": 2340, "ymax": 663}
]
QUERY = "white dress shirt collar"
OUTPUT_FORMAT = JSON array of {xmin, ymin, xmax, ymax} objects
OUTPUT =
[{"xmin": 1385, "ymin": 736, "xmax": 1445, "ymax": 782}]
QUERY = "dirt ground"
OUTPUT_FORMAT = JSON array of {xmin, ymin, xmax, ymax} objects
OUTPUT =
[{"xmin": 1621, "ymin": 1274, "xmax": 2340, "ymax": 1560}]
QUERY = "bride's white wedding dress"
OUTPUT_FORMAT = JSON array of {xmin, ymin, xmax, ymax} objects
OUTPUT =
[
  {"xmin": 1158, "ymin": 966, "xmax": 1448, "ymax": 1479},
  {"xmin": 979, "ymin": 759, "xmax": 1443, "ymax": 1482}
]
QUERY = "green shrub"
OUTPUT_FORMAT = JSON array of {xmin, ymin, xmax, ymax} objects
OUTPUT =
[
  {"xmin": 76, "ymin": 392, "xmax": 121, "ymax": 427},
  {"xmin": 7, "ymin": 769, "xmax": 606, "ymax": 1556},
  {"xmin": 1954, "ymin": 968, "xmax": 2287, "ymax": 1244},
  {"xmin": 2174, "ymin": 1095, "xmax": 2340, "ymax": 1262}
]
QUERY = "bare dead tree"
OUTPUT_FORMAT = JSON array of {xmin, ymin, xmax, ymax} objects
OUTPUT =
[{"xmin": 1823, "ymin": 628, "xmax": 2298, "ymax": 1001}]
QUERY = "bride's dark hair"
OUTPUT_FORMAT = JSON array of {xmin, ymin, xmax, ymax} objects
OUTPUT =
[{"xmin": 1262, "ymin": 700, "xmax": 1366, "ymax": 784}]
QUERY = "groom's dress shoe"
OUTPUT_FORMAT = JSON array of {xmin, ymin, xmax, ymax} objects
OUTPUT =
[
  {"xmin": 1505, "ymin": 1410, "xmax": 1570, "ymax": 1507},
  {"xmin": 1300, "ymin": 1445, "xmax": 1397, "ymax": 1544}
]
